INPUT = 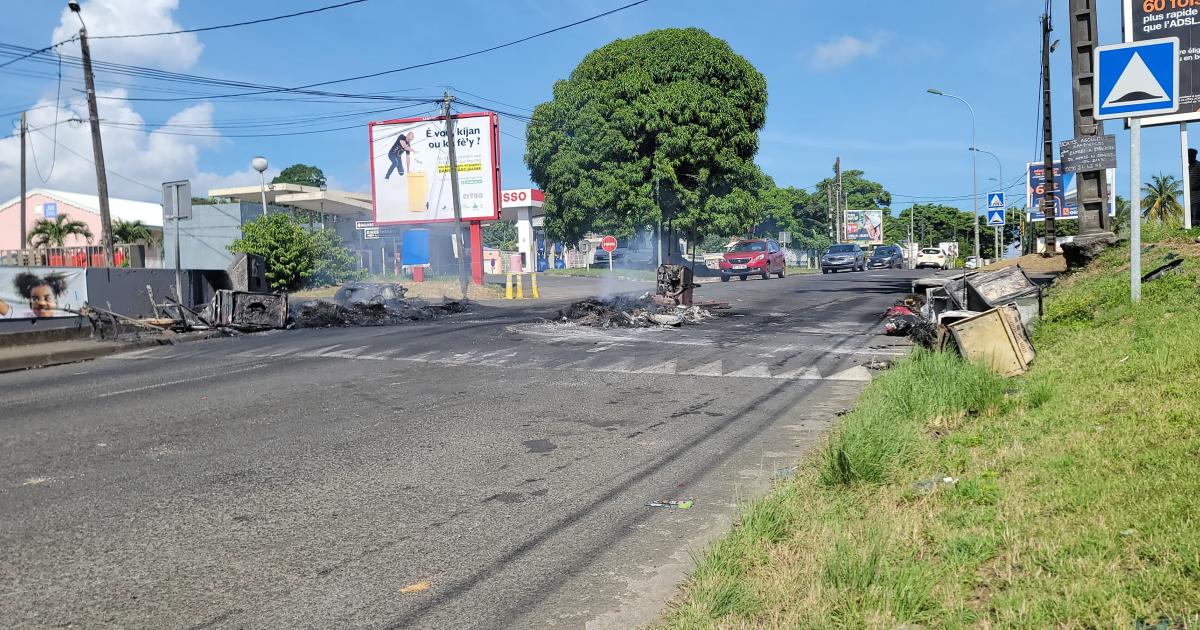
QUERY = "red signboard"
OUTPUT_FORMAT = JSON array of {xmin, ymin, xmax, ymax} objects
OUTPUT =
[{"xmin": 601, "ymin": 236, "xmax": 618, "ymax": 253}]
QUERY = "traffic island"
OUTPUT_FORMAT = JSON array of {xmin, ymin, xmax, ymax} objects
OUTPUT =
[{"xmin": 658, "ymin": 231, "xmax": 1200, "ymax": 629}]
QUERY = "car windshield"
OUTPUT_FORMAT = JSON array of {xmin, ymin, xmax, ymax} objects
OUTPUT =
[
  {"xmin": 731, "ymin": 241, "xmax": 766, "ymax": 252},
  {"xmin": 827, "ymin": 245, "xmax": 856, "ymax": 253},
  {"xmin": 921, "ymin": 248, "xmax": 942, "ymax": 254},
  {"xmin": 870, "ymin": 248, "xmax": 891, "ymax": 257}
]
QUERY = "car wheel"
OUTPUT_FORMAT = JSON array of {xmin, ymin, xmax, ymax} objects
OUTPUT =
[
  {"xmin": 721, "ymin": 275, "xmax": 730, "ymax": 282},
  {"xmin": 739, "ymin": 275, "xmax": 748, "ymax": 281},
  {"xmin": 761, "ymin": 269, "xmax": 770, "ymax": 280},
  {"xmin": 822, "ymin": 268, "xmax": 829, "ymax": 274},
  {"xmin": 777, "ymin": 266, "xmax": 786, "ymax": 278}
]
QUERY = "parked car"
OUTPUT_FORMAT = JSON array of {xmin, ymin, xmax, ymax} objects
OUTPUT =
[
  {"xmin": 867, "ymin": 245, "xmax": 903, "ymax": 269},
  {"xmin": 820, "ymin": 243, "xmax": 865, "ymax": 273},
  {"xmin": 963, "ymin": 256, "xmax": 985, "ymax": 270},
  {"xmin": 719, "ymin": 239, "xmax": 786, "ymax": 281},
  {"xmin": 915, "ymin": 247, "xmax": 948, "ymax": 269}
]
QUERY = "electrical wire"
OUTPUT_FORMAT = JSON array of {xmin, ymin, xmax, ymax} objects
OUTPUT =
[
  {"xmin": 29, "ymin": 50, "xmax": 64, "ymax": 182},
  {"xmin": 31, "ymin": 127, "xmax": 160, "ymax": 193},
  {"xmin": 90, "ymin": 0, "xmax": 370, "ymax": 40},
  {"xmin": 0, "ymin": 36, "xmax": 78, "ymax": 70}
]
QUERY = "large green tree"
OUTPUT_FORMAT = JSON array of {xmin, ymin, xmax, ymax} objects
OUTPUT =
[
  {"xmin": 526, "ymin": 28, "xmax": 768, "ymax": 243},
  {"xmin": 1142, "ymin": 173, "xmax": 1184, "ymax": 225},
  {"xmin": 886, "ymin": 204, "xmax": 1000, "ymax": 258},
  {"xmin": 272, "ymin": 164, "xmax": 327, "ymax": 189}
]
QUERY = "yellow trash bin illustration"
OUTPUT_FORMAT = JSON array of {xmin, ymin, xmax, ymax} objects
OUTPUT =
[{"xmin": 406, "ymin": 171, "xmax": 428, "ymax": 212}]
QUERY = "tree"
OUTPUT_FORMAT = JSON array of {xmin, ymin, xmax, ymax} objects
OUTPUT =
[
  {"xmin": 887, "ymin": 204, "xmax": 999, "ymax": 258},
  {"xmin": 27, "ymin": 215, "xmax": 93, "ymax": 248},
  {"xmin": 1141, "ymin": 173, "xmax": 1183, "ymax": 225},
  {"xmin": 272, "ymin": 164, "xmax": 327, "ymax": 189},
  {"xmin": 1114, "ymin": 195, "xmax": 1131, "ymax": 235},
  {"xmin": 483, "ymin": 221, "xmax": 518, "ymax": 251},
  {"xmin": 113, "ymin": 219, "xmax": 157, "ymax": 247},
  {"xmin": 228, "ymin": 213, "xmax": 358, "ymax": 291},
  {"xmin": 526, "ymin": 28, "xmax": 768, "ymax": 243}
]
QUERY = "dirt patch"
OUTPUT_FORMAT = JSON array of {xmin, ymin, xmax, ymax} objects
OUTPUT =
[{"xmin": 978, "ymin": 253, "xmax": 1067, "ymax": 274}]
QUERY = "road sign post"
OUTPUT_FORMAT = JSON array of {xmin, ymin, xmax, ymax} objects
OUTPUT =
[
  {"xmin": 601, "ymin": 235, "xmax": 617, "ymax": 271},
  {"xmin": 162, "ymin": 180, "xmax": 192, "ymax": 309},
  {"xmin": 1096, "ymin": 37, "xmax": 1180, "ymax": 302}
]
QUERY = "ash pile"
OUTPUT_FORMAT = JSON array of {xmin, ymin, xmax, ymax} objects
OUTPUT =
[
  {"xmin": 291, "ymin": 282, "xmax": 466, "ymax": 328},
  {"xmin": 556, "ymin": 294, "xmax": 716, "ymax": 328}
]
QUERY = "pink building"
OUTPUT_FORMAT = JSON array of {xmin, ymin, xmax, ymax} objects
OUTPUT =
[{"xmin": 0, "ymin": 188, "xmax": 163, "ymax": 256}]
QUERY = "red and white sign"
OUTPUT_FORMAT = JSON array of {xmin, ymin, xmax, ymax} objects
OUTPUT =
[
  {"xmin": 601, "ymin": 236, "xmax": 618, "ymax": 253},
  {"xmin": 500, "ymin": 188, "xmax": 544, "ymax": 209},
  {"xmin": 369, "ymin": 111, "xmax": 501, "ymax": 226}
]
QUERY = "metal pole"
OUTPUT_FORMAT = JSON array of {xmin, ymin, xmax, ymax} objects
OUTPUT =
[
  {"xmin": 19, "ymin": 111, "xmax": 26, "ymax": 250},
  {"xmin": 909, "ymin": 203, "xmax": 915, "ymax": 268},
  {"xmin": 608, "ymin": 249, "xmax": 613, "ymax": 271},
  {"xmin": 1131, "ymin": 118, "xmax": 1142, "ymax": 302},
  {"xmin": 79, "ymin": 27, "xmax": 114, "ymax": 266},
  {"xmin": 443, "ymin": 92, "xmax": 469, "ymax": 298},
  {"xmin": 1042, "ymin": 13, "xmax": 1058, "ymax": 254},
  {"xmin": 259, "ymin": 170, "xmax": 269, "ymax": 216},
  {"xmin": 969, "ymin": 109, "xmax": 980, "ymax": 265},
  {"xmin": 1182, "ymin": 123, "xmax": 1192, "ymax": 230},
  {"xmin": 174, "ymin": 187, "xmax": 182, "ymax": 306},
  {"xmin": 835, "ymin": 157, "xmax": 843, "ymax": 242}
]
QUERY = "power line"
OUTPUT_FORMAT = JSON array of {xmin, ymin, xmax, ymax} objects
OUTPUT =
[
  {"xmin": 90, "ymin": 0, "xmax": 369, "ymax": 40},
  {"xmin": 0, "ymin": 36, "xmax": 77, "ymax": 70},
  {"xmin": 31, "ymin": 127, "xmax": 159, "ymax": 193}
]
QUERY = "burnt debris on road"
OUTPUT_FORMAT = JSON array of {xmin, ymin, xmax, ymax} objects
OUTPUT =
[{"xmin": 556, "ymin": 294, "xmax": 718, "ymax": 328}]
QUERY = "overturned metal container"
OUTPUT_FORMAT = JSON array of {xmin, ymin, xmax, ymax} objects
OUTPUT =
[
  {"xmin": 946, "ymin": 304, "xmax": 1036, "ymax": 377},
  {"xmin": 212, "ymin": 290, "xmax": 288, "ymax": 330}
]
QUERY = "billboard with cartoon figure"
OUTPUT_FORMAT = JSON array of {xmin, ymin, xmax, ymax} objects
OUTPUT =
[{"xmin": 0, "ymin": 268, "xmax": 87, "ymax": 319}]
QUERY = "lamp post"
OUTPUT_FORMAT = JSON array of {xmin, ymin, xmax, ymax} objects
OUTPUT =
[
  {"xmin": 971, "ymin": 146, "xmax": 1003, "ymax": 261},
  {"xmin": 251, "ymin": 156, "xmax": 269, "ymax": 216},
  {"xmin": 928, "ymin": 89, "xmax": 980, "ymax": 266}
]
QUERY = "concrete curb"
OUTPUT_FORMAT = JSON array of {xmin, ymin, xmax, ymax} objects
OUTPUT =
[{"xmin": 0, "ymin": 331, "xmax": 223, "ymax": 373}]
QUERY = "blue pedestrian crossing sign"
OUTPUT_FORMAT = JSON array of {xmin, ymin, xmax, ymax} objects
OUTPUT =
[
  {"xmin": 1095, "ymin": 38, "xmax": 1179, "ymax": 120},
  {"xmin": 987, "ymin": 209, "xmax": 1005, "ymax": 226},
  {"xmin": 986, "ymin": 192, "xmax": 1005, "ymax": 211}
]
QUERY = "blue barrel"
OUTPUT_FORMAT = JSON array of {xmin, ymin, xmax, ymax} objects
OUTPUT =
[{"xmin": 401, "ymin": 229, "xmax": 430, "ymax": 266}]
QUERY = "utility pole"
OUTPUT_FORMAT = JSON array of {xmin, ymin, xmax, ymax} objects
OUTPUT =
[
  {"xmin": 909, "ymin": 203, "xmax": 916, "ymax": 268},
  {"xmin": 443, "ymin": 92, "xmax": 469, "ymax": 299},
  {"xmin": 834, "ymin": 157, "xmax": 843, "ymax": 242},
  {"xmin": 19, "ymin": 111, "xmax": 27, "ymax": 251},
  {"xmin": 1065, "ymin": 0, "xmax": 1118, "ymax": 261},
  {"xmin": 1041, "ymin": 12, "xmax": 1058, "ymax": 255},
  {"xmin": 77, "ymin": 23, "xmax": 115, "ymax": 266},
  {"xmin": 827, "ymin": 187, "xmax": 834, "ymax": 240}
]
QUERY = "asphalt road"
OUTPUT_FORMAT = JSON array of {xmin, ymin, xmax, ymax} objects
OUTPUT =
[{"xmin": 1, "ymin": 268, "xmax": 925, "ymax": 629}]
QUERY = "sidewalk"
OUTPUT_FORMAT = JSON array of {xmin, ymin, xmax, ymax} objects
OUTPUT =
[{"xmin": 0, "ymin": 332, "xmax": 219, "ymax": 373}]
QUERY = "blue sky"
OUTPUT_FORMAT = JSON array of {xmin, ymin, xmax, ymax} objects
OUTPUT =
[{"xmin": 0, "ymin": 0, "xmax": 1188, "ymax": 214}]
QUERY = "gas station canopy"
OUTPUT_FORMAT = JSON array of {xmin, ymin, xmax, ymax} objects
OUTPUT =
[{"xmin": 207, "ymin": 183, "xmax": 371, "ymax": 217}]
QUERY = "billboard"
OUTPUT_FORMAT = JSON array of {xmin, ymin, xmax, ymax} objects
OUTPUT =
[
  {"xmin": 369, "ymin": 111, "xmax": 501, "ymax": 225},
  {"xmin": 1124, "ymin": 0, "xmax": 1200, "ymax": 126},
  {"xmin": 0, "ymin": 268, "xmax": 87, "ymax": 319},
  {"xmin": 1026, "ymin": 161, "xmax": 1117, "ymax": 222},
  {"xmin": 845, "ymin": 210, "xmax": 884, "ymax": 245}
]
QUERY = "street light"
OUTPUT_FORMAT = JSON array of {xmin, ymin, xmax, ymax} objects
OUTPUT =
[
  {"xmin": 927, "ymin": 89, "xmax": 980, "ymax": 266},
  {"xmin": 251, "ymin": 156, "xmax": 269, "ymax": 216},
  {"xmin": 971, "ymin": 146, "xmax": 1003, "ymax": 260}
]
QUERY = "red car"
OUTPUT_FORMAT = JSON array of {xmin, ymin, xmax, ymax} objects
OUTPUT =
[{"xmin": 719, "ymin": 239, "xmax": 787, "ymax": 281}]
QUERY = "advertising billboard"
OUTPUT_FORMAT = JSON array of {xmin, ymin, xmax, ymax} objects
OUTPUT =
[
  {"xmin": 369, "ymin": 111, "xmax": 501, "ymax": 225},
  {"xmin": 845, "ymin": 210, "xmax": 884, "ymax": 245},
  {"xmin": 0, "ymin": 268, "xmax": 87, "ymax": 319},
  {"xmin": 1026, "ymin": 162, "xmax": 1117, "ymax": 222},
  {"xmin": 1124, "ymin": 0, "xmax": 1200, "ymax": 126}
]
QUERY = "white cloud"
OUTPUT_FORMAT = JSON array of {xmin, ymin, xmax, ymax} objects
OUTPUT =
[
  {"xmin": 809, "ymin": 33, "xmax": 889, "ymax": 70},
  {"xmin": 51, "ymin": 0, "xmax": 203, "ymax": 71}
]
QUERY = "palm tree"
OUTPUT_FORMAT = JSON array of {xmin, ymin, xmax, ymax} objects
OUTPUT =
[
  {"xmin": 113, "ymin": 219, "xmax": 157, "ymax": 247},
  {"xmin": 27, "ymin": 215, "xmax": 94, "ymax": 248},
  {"xmin": 1141, "ymin": 174, "xmax": 1184, "ymax": 225}
]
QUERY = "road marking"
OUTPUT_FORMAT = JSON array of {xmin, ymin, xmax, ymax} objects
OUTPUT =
[
  {"xmin": 726, "ymin": 363, "xmax": 773, "ymax": 378},
  {"xmin": 634, "ymin": 361, "xmax": 677, "ymax": 374},
  {"xmin": 774, "ymin": 366, "xmax": 822, "ymax": 380},
  {"xmin": 97, "ymin": 364, "xmax": 268, "ymax": 398},
  {"xmin": 679, "ymin": 360, "xmax": 723, "ymax": 376},
  {"xmin": 826, "ymin": 366, "xmax": 873, "ymax": 381}
]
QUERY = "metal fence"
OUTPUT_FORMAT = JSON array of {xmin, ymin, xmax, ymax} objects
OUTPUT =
[{"xmin": 0, "ymin": 245, "xmax": 139, "ymax": 268}]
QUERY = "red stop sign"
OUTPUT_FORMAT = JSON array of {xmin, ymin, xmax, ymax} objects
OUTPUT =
[{"xmin": 601, "ymin": 236, "xmax": 618, "ymax": 252}]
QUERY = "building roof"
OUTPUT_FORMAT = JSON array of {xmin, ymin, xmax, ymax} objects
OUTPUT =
[
  {"xmin": 207, "ymin": 183, "xmax": 371, "ymax": 217},
  {"xmin": 0, "ymin": 188, "xmax": 164, "ymax": 228}
]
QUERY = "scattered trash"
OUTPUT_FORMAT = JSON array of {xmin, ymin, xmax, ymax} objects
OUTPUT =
[
  {"xmin": 835, "ymin": 409, "xmax": 851, "ymax": 417},
  {"xmin": 773, "ymin": 466, "xmax": 798, "ymax": 480},
  {"xmin": 911, "ymin": 475, "xmax": 958, "ymax": 494},
  {"xmin": 556, "ymin": 295, "xmax": 717, "ymax": 329},
  {"xmin": 334, "ymin": 282, "xmax": 407, "ymax": 305},
  {"xmin": 646, "ymin": 498, "xmax": 694, "ymax": 509},
  {"xmin": 946, "ymin": 305, "xmax": 1036, "ymax": 377},
  {"xmin": 399, "ymin": 581, "xmax": 431, "ymax": 594},
  {"xmin": 864, "ymin": 360, "xmax": 892, "ymax": 371},
  {"xmin": 291, "ymin": 297, "xmax": 466, "ymax": 328},
  {"xmin": 881, "ymin": 300, "xmax": 937, "ymax": 347},
  {"xmin": 1120, "ymin": 528, "xmax": 1137, "ymax": 537}
]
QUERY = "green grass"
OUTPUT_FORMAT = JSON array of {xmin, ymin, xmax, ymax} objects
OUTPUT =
[
  {"xmin": 542, "ymin": 267, "xmax": 659, "ymax": 281},
  {"xmin": 660, "ymin": 231, "xmax": 1200, "ymax": 629}
]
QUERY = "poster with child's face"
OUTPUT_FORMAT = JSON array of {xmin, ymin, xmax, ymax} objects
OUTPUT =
[{"xmin": 0, "ymin": 268, "xmax": 87, "ymax": 319}]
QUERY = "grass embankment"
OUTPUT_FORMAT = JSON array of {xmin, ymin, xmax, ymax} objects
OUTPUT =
[
  {"xmin": 292, "ymin": 275, "xmax": 504, "ymax": 301},
  {"xmin": 662, "ymin": 231, "xmax": 1200, "ymax": 629}
]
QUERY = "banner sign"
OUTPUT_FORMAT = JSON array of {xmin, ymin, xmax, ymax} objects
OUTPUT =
[
  {"xmin": 0, "ymin": 267, "xmax": 87, "ymax": 319},
  {"xmin": 1026, "ymin": 162, "xmax": 1117, "ymax": 222},
  {"xmin": 1124, "ymin": 0, "xmax": 1200, "ymax": 125},
  {"xmin": 369, "ymin": 111, "xmax": 501, "ymax": 226},
  {"xmin": 1060, "ymin": 135, "xmax": 1119, "ymax": 172},
  {"xmin": 845, "ymin": 210, "xmax": 884, "ymax": 245}
]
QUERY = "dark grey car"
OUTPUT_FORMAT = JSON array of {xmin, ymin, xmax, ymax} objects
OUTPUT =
[
  {"xmin": 821, "ymin": 244, "xmax": 865, "ymax": 273},
  {"xmin": 867, "ymin": 245, "xmax": 903, "ymax": 269}
]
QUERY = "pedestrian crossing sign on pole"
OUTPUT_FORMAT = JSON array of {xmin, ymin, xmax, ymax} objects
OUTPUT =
[
  {"xmin": 986, "ymin": 192, "xmax": 1005, "ymax": 210},
  {"xmin": 1095, "ymin": 38, "xmax": 1179, "ymax": 120},
  {"xmin": 988, "ymin": 209, "xmax": 1005, "ymax": 226}
]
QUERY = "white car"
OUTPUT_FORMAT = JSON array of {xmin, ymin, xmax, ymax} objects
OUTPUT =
[
  {"xmin": 964, "ymin": 256, "xmax": 984, "ymax": 270},
  {"xmin": 915, "ymin": 248, "xmax": 948, "ymax": 270}
]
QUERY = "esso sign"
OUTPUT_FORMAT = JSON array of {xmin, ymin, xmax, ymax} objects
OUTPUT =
[
  {"xmin": 501, "ymin": 188, "xmax": 545, "ymax": 209},
  {"xmin": 601, "ymin": 236, "xmax": 618, "ymax": 252},
  {"xmin": 502, "ymin": 190, "xmax": 529, "ymax": 204}
]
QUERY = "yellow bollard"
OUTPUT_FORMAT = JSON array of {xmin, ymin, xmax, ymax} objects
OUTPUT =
[
  {"xmin": 517, "ymin": 274, "xmax": 524, "ymax": 299},
  {"xmin": 531, "ymin": 273, "xmax": 540, "ymax": 300},
  {"xmin": 505, "ymin": 274, "xmax": 514, "ymax": 300}
]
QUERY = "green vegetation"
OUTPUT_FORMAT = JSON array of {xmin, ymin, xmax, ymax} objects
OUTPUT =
[
  {"xmin": 526, "ymin": 28, "xmax": 768, "ymax": 243},
  {"xmin": 229, "ymin": 213, "xmax": 361, "ymax": 291},
  {"xmin": 271, "ymin": 163, "xmax": 327, "ymax": 189},
  {"xmin": 483, "ymin": 220, "xmax": 518, "ymax": 251},
  {"xmin": 112, "ymin": 219, "xmax": 158, "ymax": 248},
  {"xmin": 26, "ymin": 215, "xmax": 93, "ymax": 248},
  {"xmin": 885, "ymin": 204, "xmax": 1000, "ymax": 259},
  {"xmin": 662, "ymin": 229, "xmax": 1200, "ymax": 629},
  {"xmin": 543, "ymin": 267, "xmax": 659, "ymax": 281},
  {"xmin": 1142, "ymin": 173, "xmax": 1184, "ymax": 226}
]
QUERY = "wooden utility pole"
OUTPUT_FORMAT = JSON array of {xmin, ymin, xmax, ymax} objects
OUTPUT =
[
  {"xmin": 1041, "ymin": 13, "xmax": 1058, "ymax": 255},
  {"xmin": 19, "ymin": 111, "xmax": 26, "ymax": 250},
  {"xmin": 78, "ymin": 26, "xmax": 114, "ymax": 266},
  {"xmin": 443, "ymin": 92, "xmax": 468, "ymax": 298}
]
